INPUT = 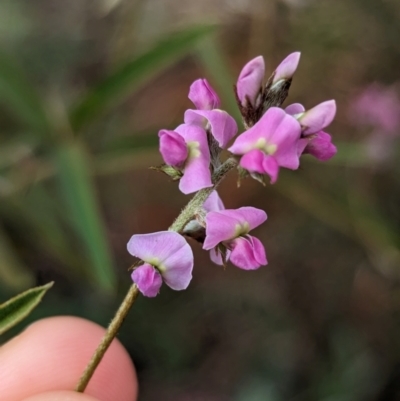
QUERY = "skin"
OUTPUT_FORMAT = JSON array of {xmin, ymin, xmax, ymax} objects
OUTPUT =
[{"xmin": 0, "ymin": 316, "xmax": 138, "ymax": 401}]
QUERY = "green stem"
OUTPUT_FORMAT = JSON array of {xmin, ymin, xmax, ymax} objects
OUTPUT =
[{"xmin": 75, "ymin": 156, "xmax": 237, "ymax": 393}]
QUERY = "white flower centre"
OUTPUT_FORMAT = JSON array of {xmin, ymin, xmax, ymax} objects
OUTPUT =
[
  {"xmin": 187, "ymin": 141, "xmax": 201, "ymax": 158},
  {"xmin": 145, "ymin": 257, "xmax": 166, "ymax": 273},
  {"xmin": 254, "ymin": 137, "xmax": 277, "ymax": 155},
  {"xmin": 234, "ymin": 222, "xmax": 250, "ymax": 237}
]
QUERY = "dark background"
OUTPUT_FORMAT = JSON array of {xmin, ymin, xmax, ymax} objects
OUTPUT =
[{"xmin": 1, "ymin": 0, "xmax": 400, "ymax": 400}]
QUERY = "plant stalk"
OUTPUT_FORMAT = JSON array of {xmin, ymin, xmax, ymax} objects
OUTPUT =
[{"xmin": 75, "ymin": 157, "xmax": 237, "ymax": 393}]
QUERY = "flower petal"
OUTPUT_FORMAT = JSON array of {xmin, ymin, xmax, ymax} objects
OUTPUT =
[
  {"xmin": 209, "ymin": 248, "xmax": 231, "ymax": 266},
  {"xmin": 160, "ymin": 244, "xmax": 194, "ymax": 291},
  {"xmin": 272, "ymin": 52, "xmax": 301, "ymax": 85},
  {"xmin": 298, "ymin": 100, "xmax": 336, "ymax": 135},
  {"xmin": 184, "ymin": 109, "xmax": 238, "ymax": 148},
  {"xmin": 303, "ymin": 131, "xmax": 337, "ymax": 161},
  {"xmin": 203, "ymin": 207, "xmax": 267, "ymax": 249},
  {"xmin": 175, "ymin": 124, "xmax": 212, "ymax": 194},
  {"xmin": 228, "ymin": 107, "xmax": 299, "ymax": 155},
  {"xmin": 203, "ymin": 190, "xmax": 225, "ymax": 212},
  {"xmin": 262, "ymin": 155, "xmax": 280, "ymax": 183},
  {"xmin": 188, "ymin": 78, "xmax": 220, "ymax": 110},
  {"xmin": 127, "ymin": 231, "xmax": 189, "ymax": 267},
  {"xmin": 229, "ymin": 236, "xmax": 267, "ymax": 270},
  {"xmin": 285, "ymin": 103, "xmax": 305, "ymax": 115},
  {"xmin": 203, "ymin": 211, "xmax": 242, "ymax": 249},
  {"xmin": 158, "ymin": 129, "xmax": 188, "ymax": 166},
  {"xmin": 240, "ymin": 150, "xmax": 280, "ymax": 183},
  {"xmin": 236, "ymin": 55, "xmax": 265, "ymax": 106},
  {"xmin": 131, "ymin": 264, "xmax": 162, "ymax": 297},
  {"xmin": 223, "ymin": 207, "xmax": 267, "ymax": 232}
]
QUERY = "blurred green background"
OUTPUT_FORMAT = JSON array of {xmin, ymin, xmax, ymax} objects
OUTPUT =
[{"xmin": 2, "ymin": 0, "xmax": 400, "ymax": 399}]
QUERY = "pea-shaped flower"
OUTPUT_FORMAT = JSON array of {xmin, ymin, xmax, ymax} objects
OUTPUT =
[
  {"xmin": 285, "ymin": 100, "xmax": 337, "ymax": 161},
  {"xmin": 203, "ymin": 207, "xmax": 268, "ymax": 270},
  {"xmin": 159, "ymin": 123, "xmax": 212, "ymax": 194},
  {"xmin": 228, "ymin": 107, "xmax": 301, "ymax": 183},
  {"xmin": 128, "ymin": 231, "xmax": 194, "ymax": 297}
]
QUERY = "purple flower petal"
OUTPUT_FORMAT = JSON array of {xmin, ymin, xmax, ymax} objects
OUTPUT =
[
  {"xmin": 222, "ymin": 207, "xmax": 267, "ymax": 231},
  {"xmin": 229, "ymin": 236, "xmax": 267, "ymax": 270},
  {"xmin": 203, "ymin": 207, "xmax": 267, "ymax": 249},
  {"xmin": 131, "ymin": 264, "xmax": 162, "ymax": 297},
  {"xmin": 158, "ymin": 129, "xmax": 188, "ymax": 166},
  {"xmin": 298, "ymin": 100, "xmax": 336, "ymax": 135},
  {"xmin": 127, "ymin": 231, "xmax": 194, "ymax": 292},
  {"xmin": 236, "ymin": 55, "xmax": 265, "ymax": 106},
  {"xmin": 184, "ymin": 109, "xmax": 238, "ymax": 148},
  {"xmin": 203, "ymin": 211, "xmax": 240, "ymax": 250},
  {"xmin": 240, "ymin": 150, "xmax": 279, "ymax": 183},
  {"xmin": 159, "ymin": 245, "xmax": 194, "ymax": 291},
  {"xmin": 204, "ymin": 191, "xmax": 225, "ymax": 212},
  {"xmin": 127, "ymin": 231, "xmax": 187, "ymax": 267},
  {"xmin": 285, "ymin": 103, "xmax": 305, "ymax": 115},
  {"xmin": 303, "ymin": 131, "xmax": 337, "ymax": 161},
  {"xmin": 209, "ymin": 248, "xmax": 231, "ymax": 266},
  {"xmin": 272, "ymin": 52, "xmax": 301, "ymax": 85},
  {"xmin": 228, "ymin": 107, "xmax": 300, "ymax": 156},
  {"xmin": 174, "ymin": 124, "xmax": 212, "ymax": 194},
  {"xmin": 188, "ymin": 78, "xmax": 220, "ymax": 110}
]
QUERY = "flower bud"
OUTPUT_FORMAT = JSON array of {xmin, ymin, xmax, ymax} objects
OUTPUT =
[
  {"xmin": 188, "ymin": 78, "xmax": 220, "ymax": 110},
  {"xmin": 158, "ymin": 129, "xmax": 188, "ymax": 166},
  {"xmin": 271, "ymin": 52, "xmax": 301, "ymax": 87},
  {"xmin": 236, "ymin": 56, "xmax": 265, "ymax": 107},
  {"xmin": 303, "ymin": 131, "xmax": 337, "ymax": 161}
]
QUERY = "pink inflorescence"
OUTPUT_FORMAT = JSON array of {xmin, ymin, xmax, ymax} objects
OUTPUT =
[{"xmin": 128, "ymin": 53, "xmax": 337, "ymax": 297}]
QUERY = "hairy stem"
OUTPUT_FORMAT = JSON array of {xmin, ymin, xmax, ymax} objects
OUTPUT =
[
  {"xmin": 75, "ymin": 284, "xmax": 139, "ymax": 392},
  {"xmin": 169, "ymin": 157, "xmax": 237, "ymax": 231},
  {"xmin": 75, "ymin": 156, "xmax": 237, "ymax": 393}
]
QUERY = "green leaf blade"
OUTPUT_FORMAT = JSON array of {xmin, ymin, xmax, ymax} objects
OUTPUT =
[
  {"xmin": 70, "ymin": 25, "xmax": 214, "ymax": 130},
  {"xmin": 54, "ymin": 141, "xmax": 116, "ymax": 292},
  {"xmin": 0, "ymin": 52, "xmax": 49, "ymax": 136},
  {"xmin": 0, "ymin": 282, "xmax": 54, "ymax": 335}
]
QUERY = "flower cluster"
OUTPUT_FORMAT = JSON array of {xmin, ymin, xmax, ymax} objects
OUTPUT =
[{"xmin": 127, "ymin": 52, "xmax": 337, "ymax": 297}]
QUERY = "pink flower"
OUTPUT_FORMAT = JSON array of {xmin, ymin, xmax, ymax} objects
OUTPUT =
[
  {"xmin": 188, "ymin": 78, "xmax": 220, "ymax": 110},
  {"xmin": 228, "ymin": 107, "xmax": 302, "ymax": 183},
  {"xmin": 293, "ymin": 100, "xmax": 336, "ymax": 135},
  {"xmin": 158, "ymin": 124, "xmax": 212, "ymax": 194},
  {"xmin": 236, "ymin": 56, "xmax": 265, "ymax": 107},
  {"xmin": 285, "ymin": 101, "xmax": 337, "ymax": 161},
  {"xmin": 128, "ymin": 231, "xmax": 194, "ymax": 297},
  {"xmin": 184, "ymin": 109, "xmax": 238, "ymax": 149},
  {"xmin": 203, "ymin": 207, "xmax": 268, "ymax": 270}
]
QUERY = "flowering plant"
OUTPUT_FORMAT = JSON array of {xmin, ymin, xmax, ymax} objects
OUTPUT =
[{"xmin": 75, "ymin": 51, "xmax": 337, "ymax": 392}]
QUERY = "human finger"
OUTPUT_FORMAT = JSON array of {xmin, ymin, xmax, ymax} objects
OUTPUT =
[{"xmin": 0, "ymin": 316, "xmax": 138, "ymax": 401}]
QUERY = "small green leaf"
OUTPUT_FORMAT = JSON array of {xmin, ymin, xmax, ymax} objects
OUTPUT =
[
  {"xmin": 70, "ymin": 25, "xmax": 214, "ymax": 130},
  {"xmin": 0, "ymin": 282, "xmax": 54, "ymax": 335}
]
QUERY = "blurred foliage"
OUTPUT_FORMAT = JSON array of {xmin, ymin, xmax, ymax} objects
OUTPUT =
[{"xmin": 1, "ymin": 0, "xmax": 400, "ymax": 400}]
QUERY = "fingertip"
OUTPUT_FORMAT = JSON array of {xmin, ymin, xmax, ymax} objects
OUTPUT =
[
  {"xmin": 0, "ymin": 316, "xmax": 138, "ymax": 401},
  {"xmin": 22, "ymin": 390, "xmax": 100, "ymax": 401}
]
